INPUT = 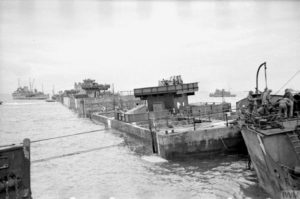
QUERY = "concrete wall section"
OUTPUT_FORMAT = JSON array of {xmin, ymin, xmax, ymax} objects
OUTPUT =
[
  {"xmin": 157, "ymin": 125, "xmax": 245, "ymax": 159},
  {"xmin": 110, "ymin": 119, "xmax": 152, "ymax": 141},
  {"xmin": 123, "ymin": 110, "xmax": 169, "ymax": 123},
  {"xmin": 173, "ymin": 94, "xmax": 188, "ymax": 110},
  {"xmin": 91, "ymin": 114, "xmax": 110, "ymax": 127},
  {"xmin": 63, "ymin": 97, "xmax": 70, "ymax": 107},
  {"xmin": 69, "ymin": 97, "xmax": 76, "ymax": 110},
  {"xmin": 147, "ymin": 94, "xmax": 174, "ymax": 111},
  {"xmin": 124, "ymin": 112, "xmax": 149, "ymax": 123},
  {"xmin": 83, "ymin": 98, "xmax": 107, "ymax": 116},
  {"xmin": 91, "ymin": 113, "xmax": 152, "ymax": 143},
  {"xmin": 190, "ymin": 103, "xmax": 231, "ymax": 116}
]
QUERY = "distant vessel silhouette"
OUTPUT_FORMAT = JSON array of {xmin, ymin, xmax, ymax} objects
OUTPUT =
[
  {"xmin": 209, "ymin": 89, "xmax": 236, "ymax": 97},
  {"xmin": 12, "ymin": 86, "xmax": 49, "ymax": 100},
  {"xmin": 12, "ymin": 79, "xmax": 49, "ymax": 100}
]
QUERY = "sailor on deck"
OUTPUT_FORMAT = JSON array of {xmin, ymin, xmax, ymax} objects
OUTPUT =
[
  {"xmin": 247, "ymin": 91, "xmax": 255, "ymax": 113},
  {"xmin": 283, "ymin": 89, "xmax": 294, "ymax": 117},
  {"xmin": 278, "ymin": 98, "xmax": 289, "ymax": 118},
  {"xmin": 261, "ymin": 89, "xmax": 272, "ymax": 114}
]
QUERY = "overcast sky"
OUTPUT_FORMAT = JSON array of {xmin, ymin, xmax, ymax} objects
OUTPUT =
[{"xmin": 0, "ymin": 0, "xmax": 299, "ymax": 96}]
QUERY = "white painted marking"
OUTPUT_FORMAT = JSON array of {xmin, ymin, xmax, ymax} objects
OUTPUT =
[{"xmin": 257, "ymin": 134, "xmax": 266, "ymax": 155}]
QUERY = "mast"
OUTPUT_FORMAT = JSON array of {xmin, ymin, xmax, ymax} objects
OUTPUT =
[
  {"xmin": 112, "ymin": 84, "xmax": 115, "ymax": 110},
  {"xmin": 52, "ymin": 85, "xmax": 55, "ymax": 95},
  {"xmin": 29, "ymin": 78, "xmax": 31, "ymax": 91},
  {"xmin": 32, "ymin": 79, "xmax": 35, "ymax": 91}
]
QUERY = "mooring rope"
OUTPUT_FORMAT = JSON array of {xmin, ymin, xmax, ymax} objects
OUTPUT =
[
  {"xmin": 275, "ymin": 70, "xmax": 300, "ymax": 94},
  {"xmin": 0, "ymin": 129, "xmax": 106, "ymax": 148},
  {"xmin": 31, "ymin": 129, "xmax": 106, "ymax": 143},
  {"xmin": 32, "ymin": 143, "xmax": 122, "ymax": 163},
  {"xmin": 0, "ymin": 143, "xmax": 17, "ymax": 148}
]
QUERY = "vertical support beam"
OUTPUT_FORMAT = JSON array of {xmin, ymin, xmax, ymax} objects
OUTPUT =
[{"xmin": 148, "ymin": 112, "xmax": 157, "ymax": 153}]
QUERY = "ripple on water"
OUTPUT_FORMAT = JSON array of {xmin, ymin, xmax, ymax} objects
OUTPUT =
[{"xmin": 1, "ymin": 101, "xmax": 269, "ymax": 198}]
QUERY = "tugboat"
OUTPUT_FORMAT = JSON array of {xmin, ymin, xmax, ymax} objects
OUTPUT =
[
  {"xmin": 209, "ymin": 89, "xmax": 236, "ymax": 97},
  {"xmin": 45, "ymin": 98, "xmax": 55, "ymax": 102},
  {"xmin": 237, "ymin": 62, "xmax": 300, "ymax": 199}
]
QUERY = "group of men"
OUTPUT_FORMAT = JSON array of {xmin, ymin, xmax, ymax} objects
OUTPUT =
[{"xmin": 247, "ymin": 88, "xmax": 294, "ymax": 118}]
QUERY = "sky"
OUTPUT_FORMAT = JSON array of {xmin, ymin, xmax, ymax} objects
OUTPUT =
[{"xmin": 0, "ymin": 0, "xmax": 299, "ymax": 96}]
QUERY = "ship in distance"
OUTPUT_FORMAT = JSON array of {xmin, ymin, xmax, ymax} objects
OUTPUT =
[
  {"xmin": 237, "ymin": 62, "xmax": 300, "ymax": 199},
  {"xmin": 12, "ymin": 86, "xmax": 49, "ymax": 100},
  {"xmin": 209, "ymin": 89, "xmax": 236, "ymax": 97}
]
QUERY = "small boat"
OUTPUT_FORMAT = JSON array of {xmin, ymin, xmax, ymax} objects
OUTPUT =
[
  {"xmin": 45, "ymin": 99, "xmax": 55, "ymax": 102},
  {"xmin": 0, "ymin": 101, "xmax": 2, "ymax": 105},
  {"xmin": 237, "ymin": 62, "xmax": 300, "ymax": 199}
]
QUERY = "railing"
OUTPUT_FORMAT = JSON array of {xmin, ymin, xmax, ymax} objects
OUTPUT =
[{"xmin": 134, "ymin": 82, "xmax": 198, "ymax": 96}]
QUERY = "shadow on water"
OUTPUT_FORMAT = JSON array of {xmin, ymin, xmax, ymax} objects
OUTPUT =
[
  {"xmin": 158, "ymin": 155, "xmax": 269, "ymax": 199},
  {"xmin": 109, "ymin": 128, "xmax": 154, "ymax": 156}
]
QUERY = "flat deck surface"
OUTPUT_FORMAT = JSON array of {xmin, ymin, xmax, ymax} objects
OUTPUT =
[
  {"xmin": 255, "ymin": 119, "xmax": 300, "ymax": 136},
  {"xmin": 157, "ymin": 120, "xmax": 232, "ymax": 135}
]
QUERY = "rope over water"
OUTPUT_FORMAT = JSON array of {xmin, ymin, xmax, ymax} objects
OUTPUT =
[
  {"xmin": 275, "ymin": 70, "xmax": 300, "ymax": 94},
  {"xmin": 0, "ymin": 128, "xmax": 106, "ymax": 148},
  {"xmin": 31, "ymin": 129, "xmax": 106, "ymax": 143},
  {"xmin": 32, "ymin": 143, "xmax": 122, "ymax": 163}
]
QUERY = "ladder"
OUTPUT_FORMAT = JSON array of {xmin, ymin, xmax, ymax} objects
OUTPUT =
[{"xmin": 287, "ymin": 131, "xmax": 300, "ymax": 158}]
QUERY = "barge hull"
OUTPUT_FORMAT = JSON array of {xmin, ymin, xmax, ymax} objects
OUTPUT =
[
  {"xmin": 157, "ymin": 125, "xmax": 246, "ymax": 159},
  {"xmin": 241, "ymin": 126, "xmax": 300, "ymax": 199}
]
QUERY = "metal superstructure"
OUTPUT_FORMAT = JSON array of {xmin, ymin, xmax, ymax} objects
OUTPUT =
[{"xmin": 238, "ymin": 62, "xmax": 300, "ymax": 199}]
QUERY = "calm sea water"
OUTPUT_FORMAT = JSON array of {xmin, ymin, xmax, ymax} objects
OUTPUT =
[{"xmin": 0, "ymin": 96, "xmax": 270, "ymax": 199}]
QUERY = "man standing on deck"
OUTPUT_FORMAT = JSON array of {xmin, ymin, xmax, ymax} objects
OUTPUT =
[
  {"xmin": 283, "ymin": 89, "xmax": 294, "ymax": 117},
  {"xmin": 278, "ymin": 98, "xmax": 288, "ymax": 118},
  {"xmin": 247, "ymin": 91, "xmax": 255, "ymax": 113},
  {"xmin": 261, "ymin": 89, "xmax": 272, "ymax": 114}
]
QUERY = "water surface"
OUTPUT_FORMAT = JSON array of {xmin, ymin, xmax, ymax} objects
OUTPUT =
[{"xmin": 0, "ymin": 98, "xmax": 269, "ymax": 199}]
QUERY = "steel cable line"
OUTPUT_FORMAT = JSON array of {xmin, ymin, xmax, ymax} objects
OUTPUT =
[
  {"xmin": 275, "ymin": 70, "xmax": 300, "ymax": 94},
  {"xmin": 32, "ymin": 143, "xmax": 122, "ymax": 163},
  {"xmin": 31, "ymin": 129, "xmax": 106, "ymax": 143},
  {"xmin": 0, "ymin": 128, "xmax": 106, "ymax": 148}
]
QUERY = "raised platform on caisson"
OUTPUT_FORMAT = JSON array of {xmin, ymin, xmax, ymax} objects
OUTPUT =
[
  {"xmin": 157, "ymin": 121, "xmax": 245, "ymax": 159},
  {"xmin": 91, "ymin": 113, "xmax": 246, "ymax": 160}
]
